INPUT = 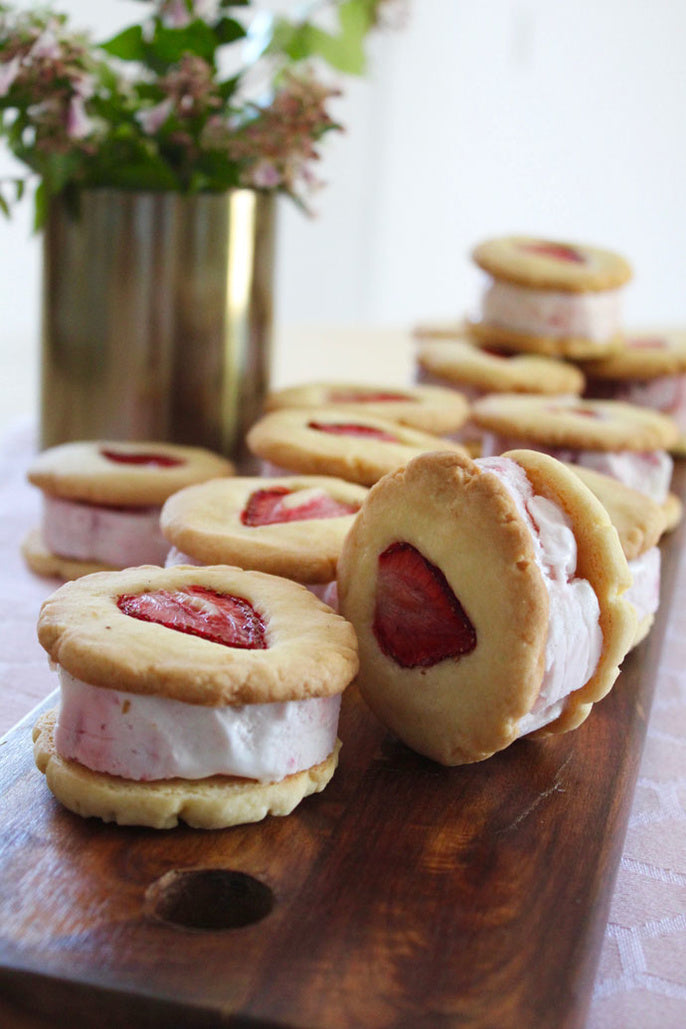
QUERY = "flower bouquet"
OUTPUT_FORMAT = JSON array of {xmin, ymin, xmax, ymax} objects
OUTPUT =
[{"xmin": 0, "ymin": 0, "xmax": 399, "ymax": 224}]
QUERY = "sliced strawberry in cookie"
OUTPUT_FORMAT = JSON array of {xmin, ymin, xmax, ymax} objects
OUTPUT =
[
  {"xmin": 373, "ymin": 542, "xmax": 476, "ymax": 668},
  {"xmin": 117, "ymin": 585, "xmax": 267, "ymax": 649},
  {"xmin": 100, "ymin": 447, "xmax": 185, "ymax": 468},
  {"xmin": 627, "ymin": 335, "xmax": 668, "ymax": 350},
  {"xmin": 326, "ymin": 389, "xmax": 415, "ymax": 404},
  {"xmin": 308, "ymin": 421, "xmax": 398, "ymax": 442},
  {"xmin": 519, "ymin": 241, "xmax": 586, "ymax": 264},
  {"xmin": 241, "ymin": 486, "xmax": 359, "ymax": 526}
]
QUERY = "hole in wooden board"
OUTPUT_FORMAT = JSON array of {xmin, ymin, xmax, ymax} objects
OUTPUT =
[{"xmin": 145, "ymin": 868, "xmax": 274, "ymax": 931}]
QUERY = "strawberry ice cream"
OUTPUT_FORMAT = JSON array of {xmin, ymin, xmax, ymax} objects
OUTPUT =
[
  {"xmin": 477, "ymin": 456, "xmax": 603, "ymax": 736},
  {"xmin": 479, "ymin": 280, "xmax": 623, "ymax": 345},
  {"xmin": 43, "ymin": 495, "xmax": 170, "ymax": 568},
  {"xmin": 588, "ymin": 374, "xmax": 686, "ymax": 433},
  {"xmin": 54, "ymin": 667, "xmax": 341, "ymax": 783},
  {"xmin": 626, "ymin": 547, "xmax": 661, "ymax": 626},
  {"xmin": 480, "ymin": 434, "xmax": 673, "ymax": 505}
]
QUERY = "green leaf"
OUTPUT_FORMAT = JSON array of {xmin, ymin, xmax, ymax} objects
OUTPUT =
[
  {"xmin": 33, "ymin": 180, "xmax": 48, "ymax": 231},
  {"xmin": 90, "ymin": 159, "xmax": 181, "ymax": 192},
  {"xmin": 150, "ymin": 20, "xmax": 219, "ymax": 64},
  {"xmin": 99, "ymin": 25, "xmax": 146, "ymax": 62},
  {"xmin": 213, "ymin": 17, "xmax": 246, "ymax": 47},
  {"xmin": 294, "ymin": 24, "xmax": 366, "ymax": 75}
]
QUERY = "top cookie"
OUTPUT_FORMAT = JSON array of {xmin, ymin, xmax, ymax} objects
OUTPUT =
[
  {"xmin": 264, "ymin": 381, "xmax": 470, "ymax": 436},
  {"xmin": 472, "ymin": 235, "xmax": 633, "ymax": 293},
  {"xmin": 578, "ymin": 327, "xmax": 686, "ymax": 380},
  {"xmin": 471, "ymin": 394, "xmax": 680, "ymax": 452},
  {"xmin": 416, "ymin": 338, "xmax": 585, "ymax": 395},
  {"xmin": 161, "ymin": 475, "xmax": 368, "ymax": 583},
  {"xmin": 27, "ymin": 441, "xmax": 234, "ymax": 507},
  {"xmin": 37, "ymin": 564, "xmax": 359, "ymax": 706},
  {"xmin": 246, "ymin": 407, "xmax": 467, "ymax": 487}
]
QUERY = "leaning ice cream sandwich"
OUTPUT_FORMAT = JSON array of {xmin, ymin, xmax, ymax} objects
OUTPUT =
[
  {"xmin": 565, "ymin": 462, "xmax": 666, "ymax": 647},
  {"xmin": 23, "ymin": 441, "xmax": 234, "ymax": 579},
  {"xmin": 337, "ymin": 448, "xmax": 636, "ymax": 765},
  {"xmin": 263, "ymin": 381, "xmax": 470, "ymax": 438},
  {"xmin": 472, "ymin": 393, "xmax": 681, "ymax": 531},
  {"xmin": 579, "ymin": 328, "xmax": 686, "ymax": 455},
  {"xmin": 161, "ymin": 475, "xmax": 368, "ymax": 608},
  {"xmin": 468, "ymin": 235, "xmax": 632, "ymax": 359},
  {"xmin": 246, "ymin": 407, "xmax": 467, "ymax": 487},
  {"xmin": 33, "ymin": 564, "xmax": 358, "ymax": 828}
]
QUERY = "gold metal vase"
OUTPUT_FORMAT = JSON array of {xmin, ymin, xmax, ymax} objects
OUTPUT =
[{"xmin": 39, "ymin": 188, "xmax": 276, "ymax": 465}]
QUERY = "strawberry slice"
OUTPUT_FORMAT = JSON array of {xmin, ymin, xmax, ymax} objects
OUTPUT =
[
  {"xmin": 117, "ymin": 585, "xmax": 267, "ymax": 649},
  {"xmin": 308, "ymin": 421, "xmax": 398, "ymax": 442},
  {"xmin": 627, "ymin": 335, "xmax": 667, "ymax": 350},
  {"xmin": 100, "ymin": 447, "xmax": 184, "ymax": 468},
  {"xmin": 373, "ymin": 542, "xmax": 476, "ymax": 668},
  {"xmin": 520, "ymin": 241, "xmax": 586, "ymax": 264},
  {"xmin": 326, "ymin": 389, "xmax": 414, "ymax": 404},
  {"xmin": 545, "ymin": 404, "xmax": 603, "ymax": 418},
  {"xmin": 241, "ymin": 486, "xmax": 359, "ymax": 526}
]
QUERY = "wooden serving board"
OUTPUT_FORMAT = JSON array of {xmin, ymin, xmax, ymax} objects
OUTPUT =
[{"xmin": 1, "ymin": 469, "xmax": 684, "ymax": 1029}]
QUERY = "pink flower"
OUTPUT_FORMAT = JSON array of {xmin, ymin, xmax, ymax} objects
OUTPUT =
[
  {"xmin": 136, "ymin": 97, "xmax": 174, "ymax": 135},
  {"xmin": 67, "ymin": 96, "xmax": 93, "ymax": 140},
  {"xmin": 249, "ymin": 159, "xmax": 282, "ymax": 188},
  {"xmin": 29, "ymin": 27, "xmax": 61, "ymax": 61},
  {"xmin": 159, "ymin": 0, "xmax": 192, "ymax": 29},
  {"xmin": 157, "ymin": 0, "xmax": 221, "ymax": 29},
  {"xmin": 0, "ymin": 56, "xmax": 20, "ymax": 98}
]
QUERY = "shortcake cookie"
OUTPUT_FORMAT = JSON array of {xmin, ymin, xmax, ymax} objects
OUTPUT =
[
  {"xmin": 580, "ymin": 328, "xmax": 686, "ymax": 455},
  {"xmin": 337, "ymin": 449, "xmax": 636, "ymax": 765},
  {"xmin": 468, "ymin": 235, "xmax": 632, "ymax": 359},
  {"xmin": 161, "ymin": 475, "xmax": 368, "ymax": 606},
  {"xmin": 34, "ymin": 564, "xmax": 358, "ymax": 828},
  {"xmin": 263, "ymin": 381, "xmax": 470, "ymax": 437},
  {"xmin": 472, "ymin": 393, "xmax": 680, "ymax": 525},
  {"xmin": 23, "ymin": 441, "xmax": 233, "ymax": 579},
  {"xmin": 416, "ymin": 339, "xmax": 584, "ymax": 454},
  {"xmin": 416, "ymin": 338, "xmax": 584, "ymax": 397},
  {"xmin": 246, "ymin": 407, "xmax": 467, "ymax": 487},
  {"xmin": 411, "ymin": 317, "xmax": 471, "ymax": 341},
  {"xmin": 565, "ymin": 462, "xmax": 666, "ymax": 647}
]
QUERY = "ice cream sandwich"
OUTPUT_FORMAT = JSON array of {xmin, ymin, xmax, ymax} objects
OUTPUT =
[
  {"xmin": 33, "ymin": 564, "xmax": 358, "ymax": 828},
  {"xmin": 263, "ymin": 381, "xmax": 470, "ymax": 438},
  {"xmin": 337, "ymin": 449, "xmax": 636, "ymax": 765},
  {"xmin": 579, "ymin": 328, "xmax": 686, "ymax": 455},
  {"xmin": 246, "ymin": 407, "xmax": 468, "ymax": 486},
  {"xmin": 468, "ymin": 235, "xmax": 633, "ymax": 359},
  {"xmin": 472, "ymin": 393, "xmax": 681, "ymax": 529},
  {"xmin": 161, "ymin": 474, "xmax": 368, "ymax": 608},
  {"xmin": 23, "ymin": 441, "xmax": 234, "ymax": 579}
]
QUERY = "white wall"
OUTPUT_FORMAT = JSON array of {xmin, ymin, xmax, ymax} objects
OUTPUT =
[{"xmin": 2, "ymin": 0, "xmax": 686, "ymax": 414}]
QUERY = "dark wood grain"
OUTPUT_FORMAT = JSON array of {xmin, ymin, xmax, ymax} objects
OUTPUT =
[{"xmin": 1, "ymin": 465, "xmax": 684, "ymax": 1029}]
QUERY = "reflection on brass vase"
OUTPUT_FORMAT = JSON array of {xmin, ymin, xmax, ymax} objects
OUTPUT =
[{"xmin": 39, "ymin": 188, "xmax": 276, "ymax": 465}]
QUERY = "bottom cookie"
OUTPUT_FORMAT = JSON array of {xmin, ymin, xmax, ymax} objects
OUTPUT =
[
  {"xmin": 33, "ymin": 709, "xmax": 340, "ymax": 830},
  {"xmin": 21, "ymin": 527, "xmax": 117, "ymax": 580}
]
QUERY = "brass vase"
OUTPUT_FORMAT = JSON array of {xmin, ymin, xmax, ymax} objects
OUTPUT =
[{"xmin": 39, "ymin": 188, "xmax": 276, "ymax": 465}]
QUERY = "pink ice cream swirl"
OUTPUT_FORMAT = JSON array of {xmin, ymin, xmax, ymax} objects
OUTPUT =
[{"xmin": 477, "ymin": 457, "xmax": 603, "ymax": 736}]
